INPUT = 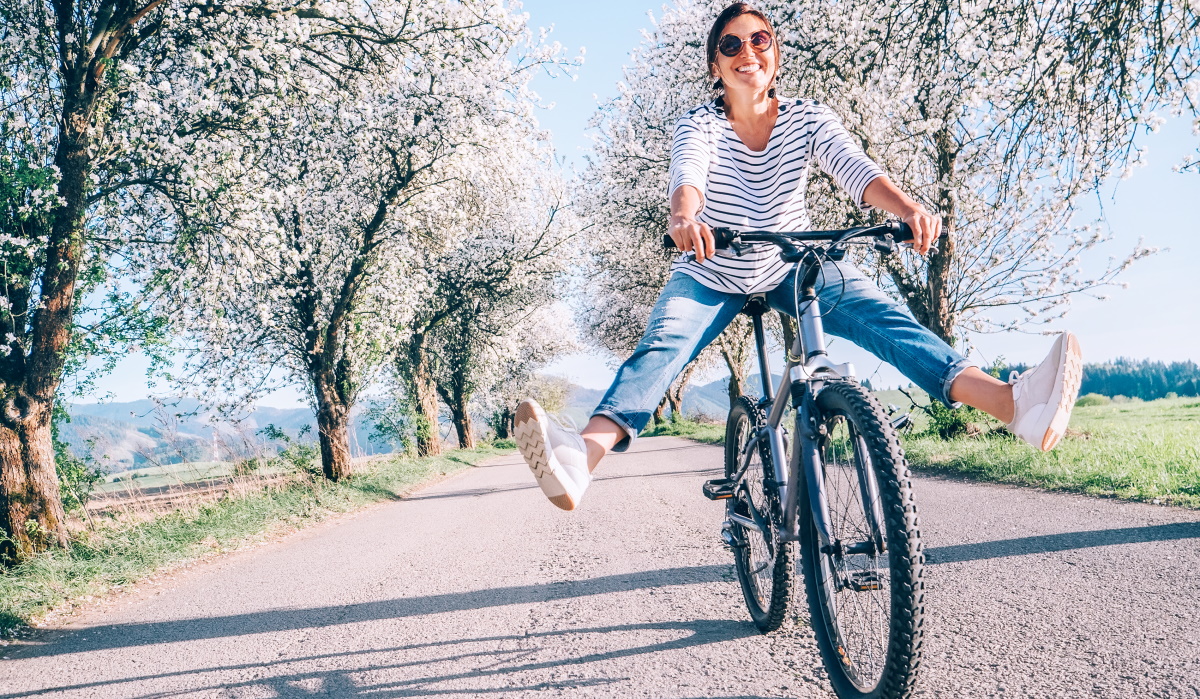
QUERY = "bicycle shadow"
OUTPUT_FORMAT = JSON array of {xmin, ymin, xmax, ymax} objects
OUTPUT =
[
  {"xmin": 9, "ymin": 564, "xmax": 737, "ymax": 659},
  {"xmin": 2, "ymin": 618, "xmax": 766, "ymax": 698},
  {"xmin": 923, "ymin": 521, "xmax": 1200, "ymax": 565}
]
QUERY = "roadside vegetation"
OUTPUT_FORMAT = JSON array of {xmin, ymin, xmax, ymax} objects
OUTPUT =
[
  {"xmin": 0, "ymin": 446, "xmax": 507, "ymax": 638},
  {"xmin": 902, "ymin": 396, "xmax": 1200, "ymax": 508},
  {"xmin": 642, "ymin": 416, "xmax": 724, "ymax": 444},
  {"xmin": 647, "ymin": 394, "xmax": 1199, "ymax": 509}
]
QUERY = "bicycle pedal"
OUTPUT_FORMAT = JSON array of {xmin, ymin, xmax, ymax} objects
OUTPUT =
[
  {"xmin": 702, "ymin": 478, "xmax": 736, "ymax": 500},
  {"xmin": 846, "ymin": 571, "xmax": 883, "ymax": 592}
]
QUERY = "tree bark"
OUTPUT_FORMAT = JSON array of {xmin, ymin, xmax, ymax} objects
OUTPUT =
[
  {"xmin": 885, "ymin": 127, "xmax": 959, "ymax": 345},
  {"xmin": 653, "ymin": 397, "xmax": 667, "ymax": 425},
  {"xmin": 0, "ymin": 410, "xmax": 68, "ymax": 562},
  {"xmin": 717, "ymin": 319, "xmax": 753, "ymax": 409},
  {"xmin": 0, "ymin": 87, "xmax": 93, "ymax": 560},
  {"xmin": 490, "ymin": 408, "xmax": 514, "ymax": 440},
  {"xmin": 400, "ymin": 335, "xmax": 442, "ymax": 456},
  {"xmin": 314, "ymin": 380, "xmax": 353, "ymax": 481},
  {"xmin": 449, "ymin": 402, "xmax": 475, "ymax": 449},
  {"xmin": 667, "ymin": 360, "xmax": 698, "ymax": 418}
]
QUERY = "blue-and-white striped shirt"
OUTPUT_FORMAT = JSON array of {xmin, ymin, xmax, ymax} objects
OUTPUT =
[{"xmin": 668, "ymin": 98, "xmax": 885, "ymax": 294}]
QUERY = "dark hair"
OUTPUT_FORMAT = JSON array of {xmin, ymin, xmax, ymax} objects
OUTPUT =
[{"xmin": 706, "ymin": 3, "xmax": 780, "ymax": 105}]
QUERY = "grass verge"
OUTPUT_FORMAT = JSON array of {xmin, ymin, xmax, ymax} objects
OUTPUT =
[
  {"xmin": 643, "ymin": 396, "xmax": 1199, "ymax": 509},
  {"xmin": 902, "ymin": 397, "xmax": 1200, "ymax": 508},
  {"xmin": 0, "ymin": 445, "xmax": 509, "ymax": 638},
  {"xmin": 641, "ymin": 417, "xmax": 725, "ymax": 444}
]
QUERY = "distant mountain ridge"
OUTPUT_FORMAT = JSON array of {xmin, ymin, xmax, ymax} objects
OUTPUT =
[{"xmin": 61, "ymin": 399, "xmax": 386, "ymax": 472}]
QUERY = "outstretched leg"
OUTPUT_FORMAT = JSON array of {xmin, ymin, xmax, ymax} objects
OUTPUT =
[
  {"xmin": 515, "ymin": 272, "xmax": 744, "ymax": 510},
  {"xmin": 767, "ymin": 261, "xmax": 1081, "ymax": 451}
]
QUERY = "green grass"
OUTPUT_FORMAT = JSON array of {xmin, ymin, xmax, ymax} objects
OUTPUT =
[
  {"xmin": 650, "ymin": 395, "xmax": 1199, "ymax": 509},
  {"xmin": 96, "ymin": 461, "xmax": 248, "ymax": 494},
  {"xmin": 0, "ymin": 446, "xmax": 508, "ymax": 638},
  {"xmin": 902, "ymin": 397, "xmax": 1200, "ymax": 508},
  {"xmin": 642, "ymin": 417, "xmax": 725, "ymax": 444}
]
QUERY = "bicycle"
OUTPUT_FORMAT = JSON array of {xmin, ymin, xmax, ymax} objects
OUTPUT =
[{"xmin": 665, "ymin": 221, "xmax": 925, "ymax": 699}]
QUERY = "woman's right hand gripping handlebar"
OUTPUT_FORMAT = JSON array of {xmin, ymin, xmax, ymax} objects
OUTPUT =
[{"xmin": 668, "ymin": 185, "xmax": 716, "ymax": 263}]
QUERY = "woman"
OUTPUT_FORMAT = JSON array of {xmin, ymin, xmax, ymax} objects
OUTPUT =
[{"xmin": 514, "ymin": 3, "xmax": 1082, "ymax": 511}]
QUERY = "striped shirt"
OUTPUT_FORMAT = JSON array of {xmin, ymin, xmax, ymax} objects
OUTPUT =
[{"xmin": 667, "ymin": 98, "xmax": 886, "ymax": 294}]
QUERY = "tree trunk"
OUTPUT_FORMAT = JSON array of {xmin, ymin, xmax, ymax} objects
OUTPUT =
[
  {"xmin": 0, "ymin": 410, "xmax": 68, "ymax": 563},
  {"xmin": 717, "ymin": 319, "xmax": 753, "ymax": 408},
  {"xmin": 924, "ymin": 127, "xmax": 959, "ymax": 345},
  {"xmin": 0, "ymin": 92, "xmax": 92, "ymax": 560},
  {"xmin": 401, "ymin": 336, "xmax": 442, "ymax": 457},
  {"xmin": 653, "ymin": 397, "xmax": 667, "ymax": 425},
  {"xmin": 314, "ymin": 378, "xmax": 353, "ymax": 481},
  {"xmin": 491, "ymin": 408, "xmax": 514, "ymax": 439},
  {"xmin": 777, "ymin": 311, "xmax": 796, "ymax": 356},
  {"xmin": 449, "ymin": 398, "xmax": 475, "ymax": 449},
  {"xmin": 667, "ymin": 360, "xmax": 698, "ymax": 418}
]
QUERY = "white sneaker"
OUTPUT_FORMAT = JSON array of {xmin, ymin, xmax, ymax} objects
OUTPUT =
[
  {"xmin": 1007, "ymin": 332, "xmax": 1083, "ymax": 451},
  {"xmin": 514, "ymin": 398, "xmax": 591, "ymax": 511}
]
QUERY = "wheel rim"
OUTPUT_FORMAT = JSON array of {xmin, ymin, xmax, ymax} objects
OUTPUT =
[
  {"xmin": 817, "ymin": 412, "xmax": 891, "ymax": 691},
  {"xmin": 732, "ymin": 415, "xmax": 775, "ymax": 611}
]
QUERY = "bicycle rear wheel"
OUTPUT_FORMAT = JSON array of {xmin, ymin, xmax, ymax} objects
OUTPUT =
[
  {"xmin": 798, "ymin": 380, "xmax": 924, "ymax": 699},
  {"xmin": 725, "ymin": 396, "xmax": 793, "ymax": 632}
]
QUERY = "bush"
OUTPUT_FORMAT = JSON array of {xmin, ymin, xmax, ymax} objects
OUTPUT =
[
  {"xmin": 920, "ymin": 400, "xmax": 997, "ymax": 440},
  {"xmin": 1075, "ymin": 393, "xmax": 1111, "ymax": 407},
  {"xmin": 491, "ymin": 438, "xmax": 516, "ymax": 450}
]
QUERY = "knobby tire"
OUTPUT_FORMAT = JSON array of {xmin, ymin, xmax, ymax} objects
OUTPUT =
[{"xmin": 798, "ymin": 380, "xmax": 925, "ymax": 699}]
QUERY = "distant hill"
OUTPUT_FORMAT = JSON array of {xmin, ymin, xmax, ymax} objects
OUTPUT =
[{"xmin": 61, "ymin": 399, "xmax": 388, "ymax": 472}]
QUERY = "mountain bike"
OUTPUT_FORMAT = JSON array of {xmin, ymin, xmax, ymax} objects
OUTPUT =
[{"xmin": 665, "ymin": 222, "xmax": 925, "ymax": 699}]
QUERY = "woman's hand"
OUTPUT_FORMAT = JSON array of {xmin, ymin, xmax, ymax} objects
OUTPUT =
[
  {"xmin": 862, "ymin": 178, "xmax": 941, "ymax": 256},
  {"xmin": 902, "ymin": 207, "xmax": 941, "ymax": 255},
  {"xmin": 668, "ymin": 214, "xmax": 716, "ymax": 264}
]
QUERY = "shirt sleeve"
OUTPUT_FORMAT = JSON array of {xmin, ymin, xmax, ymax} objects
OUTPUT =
[
  {"xmin": 809, "ymin": 104, "xmax": 886, "ymax": 211},
  {"xmin": 667, "ymin": 110, "xmax": 713, "ymax": 208}
]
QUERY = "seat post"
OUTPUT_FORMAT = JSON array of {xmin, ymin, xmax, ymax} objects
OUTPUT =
[{"xmin": 745, "ymin": 296, "xmax": 773, "ymax": 403}]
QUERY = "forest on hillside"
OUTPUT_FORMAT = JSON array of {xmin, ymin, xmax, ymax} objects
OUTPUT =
[{"xmin": 1003, "ymin": 358, "xmax": 1200, "ymax": 401}]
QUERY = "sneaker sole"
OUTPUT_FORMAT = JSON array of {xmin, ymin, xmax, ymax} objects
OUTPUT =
[
  {"xmin": 514, "ymin": 401, "xmax": 578, "ymax": 511},
  {"xmin": 1041, "ymin": 333, "xmax": 1083, "ymax": 451}
]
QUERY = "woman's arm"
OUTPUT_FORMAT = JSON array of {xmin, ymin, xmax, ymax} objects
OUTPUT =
[
  {"xmin": 862, "ymin": 177, "xmax": 940, "ymax": 255},
  {"xmin": 668, "ymin": 185, "xmax": 716, "ymax": 263}
]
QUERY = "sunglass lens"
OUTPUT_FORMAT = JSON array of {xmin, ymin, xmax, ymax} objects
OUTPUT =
[
  {"xmin": 718, "ymin": 34, "xmax": 742, "ymax": 57},
  {"xmin": 750, "ymin": 31, "xmax": 772, "ymax": 49}
]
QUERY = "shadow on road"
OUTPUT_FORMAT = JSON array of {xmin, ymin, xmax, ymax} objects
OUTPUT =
[
  {"xmin": 924, "ymin": 521, "xmax": 1200, "ymax": 565},
  {"xmin": 2, "ymin": 618, "xmax": 763, "ymax": 698},
  {"xmin": 9, "ymin": 564, "xmax": 735, "ymax": 660}
]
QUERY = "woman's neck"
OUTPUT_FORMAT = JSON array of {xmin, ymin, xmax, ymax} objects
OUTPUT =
[{"xmin": 723, "ymin": 87, "xmax": 775, "ymax": 123}]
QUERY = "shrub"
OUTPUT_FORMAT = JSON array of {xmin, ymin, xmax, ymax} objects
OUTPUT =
[{"xmin": 1075, "ymin": 393, "xmax": 1111, "ymax": 407}]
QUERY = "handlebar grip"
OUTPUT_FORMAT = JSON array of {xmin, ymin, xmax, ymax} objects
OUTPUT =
[
  {"xmin": 661, "ymin": 227, "xmax": 738, "ymax": 250},
  {"xmin": 892, "ymin": 220, "xmax": 915, "ymax": 242}
]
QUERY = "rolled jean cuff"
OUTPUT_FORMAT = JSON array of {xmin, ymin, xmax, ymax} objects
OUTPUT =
[
  {"xmin": 939, "ymin": 358, "xmax": 975, "ymax": 409},
  {"xmin": 591, "ymin": 408, "xmax": 638, "ymax": 453}
]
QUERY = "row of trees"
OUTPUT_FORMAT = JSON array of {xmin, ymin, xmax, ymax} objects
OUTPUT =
[
  {"xmin": 1, "ymin": 0, "xmax": 577, "ymax": 561},
  {"xmin": 578, "ymin": 0, "xmax": 1196, "ymax": 407},
  {"xmin": 1005, "ymin": 358, "xmax": 1200, "ymax": 401}
]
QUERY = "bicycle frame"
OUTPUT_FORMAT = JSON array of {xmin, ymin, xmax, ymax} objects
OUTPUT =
[{"xmin": 729, "ymin": 255, "xmax": 887, "ymax": 556}]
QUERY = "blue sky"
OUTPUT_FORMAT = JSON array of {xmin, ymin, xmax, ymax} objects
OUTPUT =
[{"xmin": 84, "ymin": 0, "xmax": 1199, "ymax": 404}]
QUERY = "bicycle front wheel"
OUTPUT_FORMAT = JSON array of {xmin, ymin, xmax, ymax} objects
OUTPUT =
[
  {"xmin": 725, "ymin": 396, "xmax": 793, "ymax": 632},
  {"xmin": 798, "ymin": 380, "xmax": 925, "ymax": 699}
]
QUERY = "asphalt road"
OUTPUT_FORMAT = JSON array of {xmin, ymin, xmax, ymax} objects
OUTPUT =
[{"xmin": 2, "ymin": 436, "xmax": 1199, "ymax": 698}]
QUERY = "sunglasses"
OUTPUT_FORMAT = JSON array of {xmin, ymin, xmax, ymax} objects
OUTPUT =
[{"xmin": 717, "ymin": 30, "xmax": 773, "ymax": 58}]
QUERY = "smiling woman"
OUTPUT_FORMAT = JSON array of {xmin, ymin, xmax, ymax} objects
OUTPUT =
[{"xmin": 511, "ymin": 1, "xmax": 1085, "ymax": 518}]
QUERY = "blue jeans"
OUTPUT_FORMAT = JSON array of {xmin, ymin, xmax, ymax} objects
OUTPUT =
[{"xmin": 593, "ymin": 263, "xmax": 973, "ymax": 452}]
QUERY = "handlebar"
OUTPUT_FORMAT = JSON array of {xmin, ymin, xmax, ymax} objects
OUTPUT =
[{"xmin": 661, "ymin": 221, "xmax": 914, "ymax": 253}]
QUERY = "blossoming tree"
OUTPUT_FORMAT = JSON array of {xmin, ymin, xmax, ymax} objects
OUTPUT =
[{"xmin": 0, "ymin": 0, "xmax": 563, "ymax": 558}]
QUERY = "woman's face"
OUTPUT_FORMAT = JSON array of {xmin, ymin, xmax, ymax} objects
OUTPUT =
[{"xmin": 711, "ymin": 14, "xmax": 776, "ymax": 96}]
